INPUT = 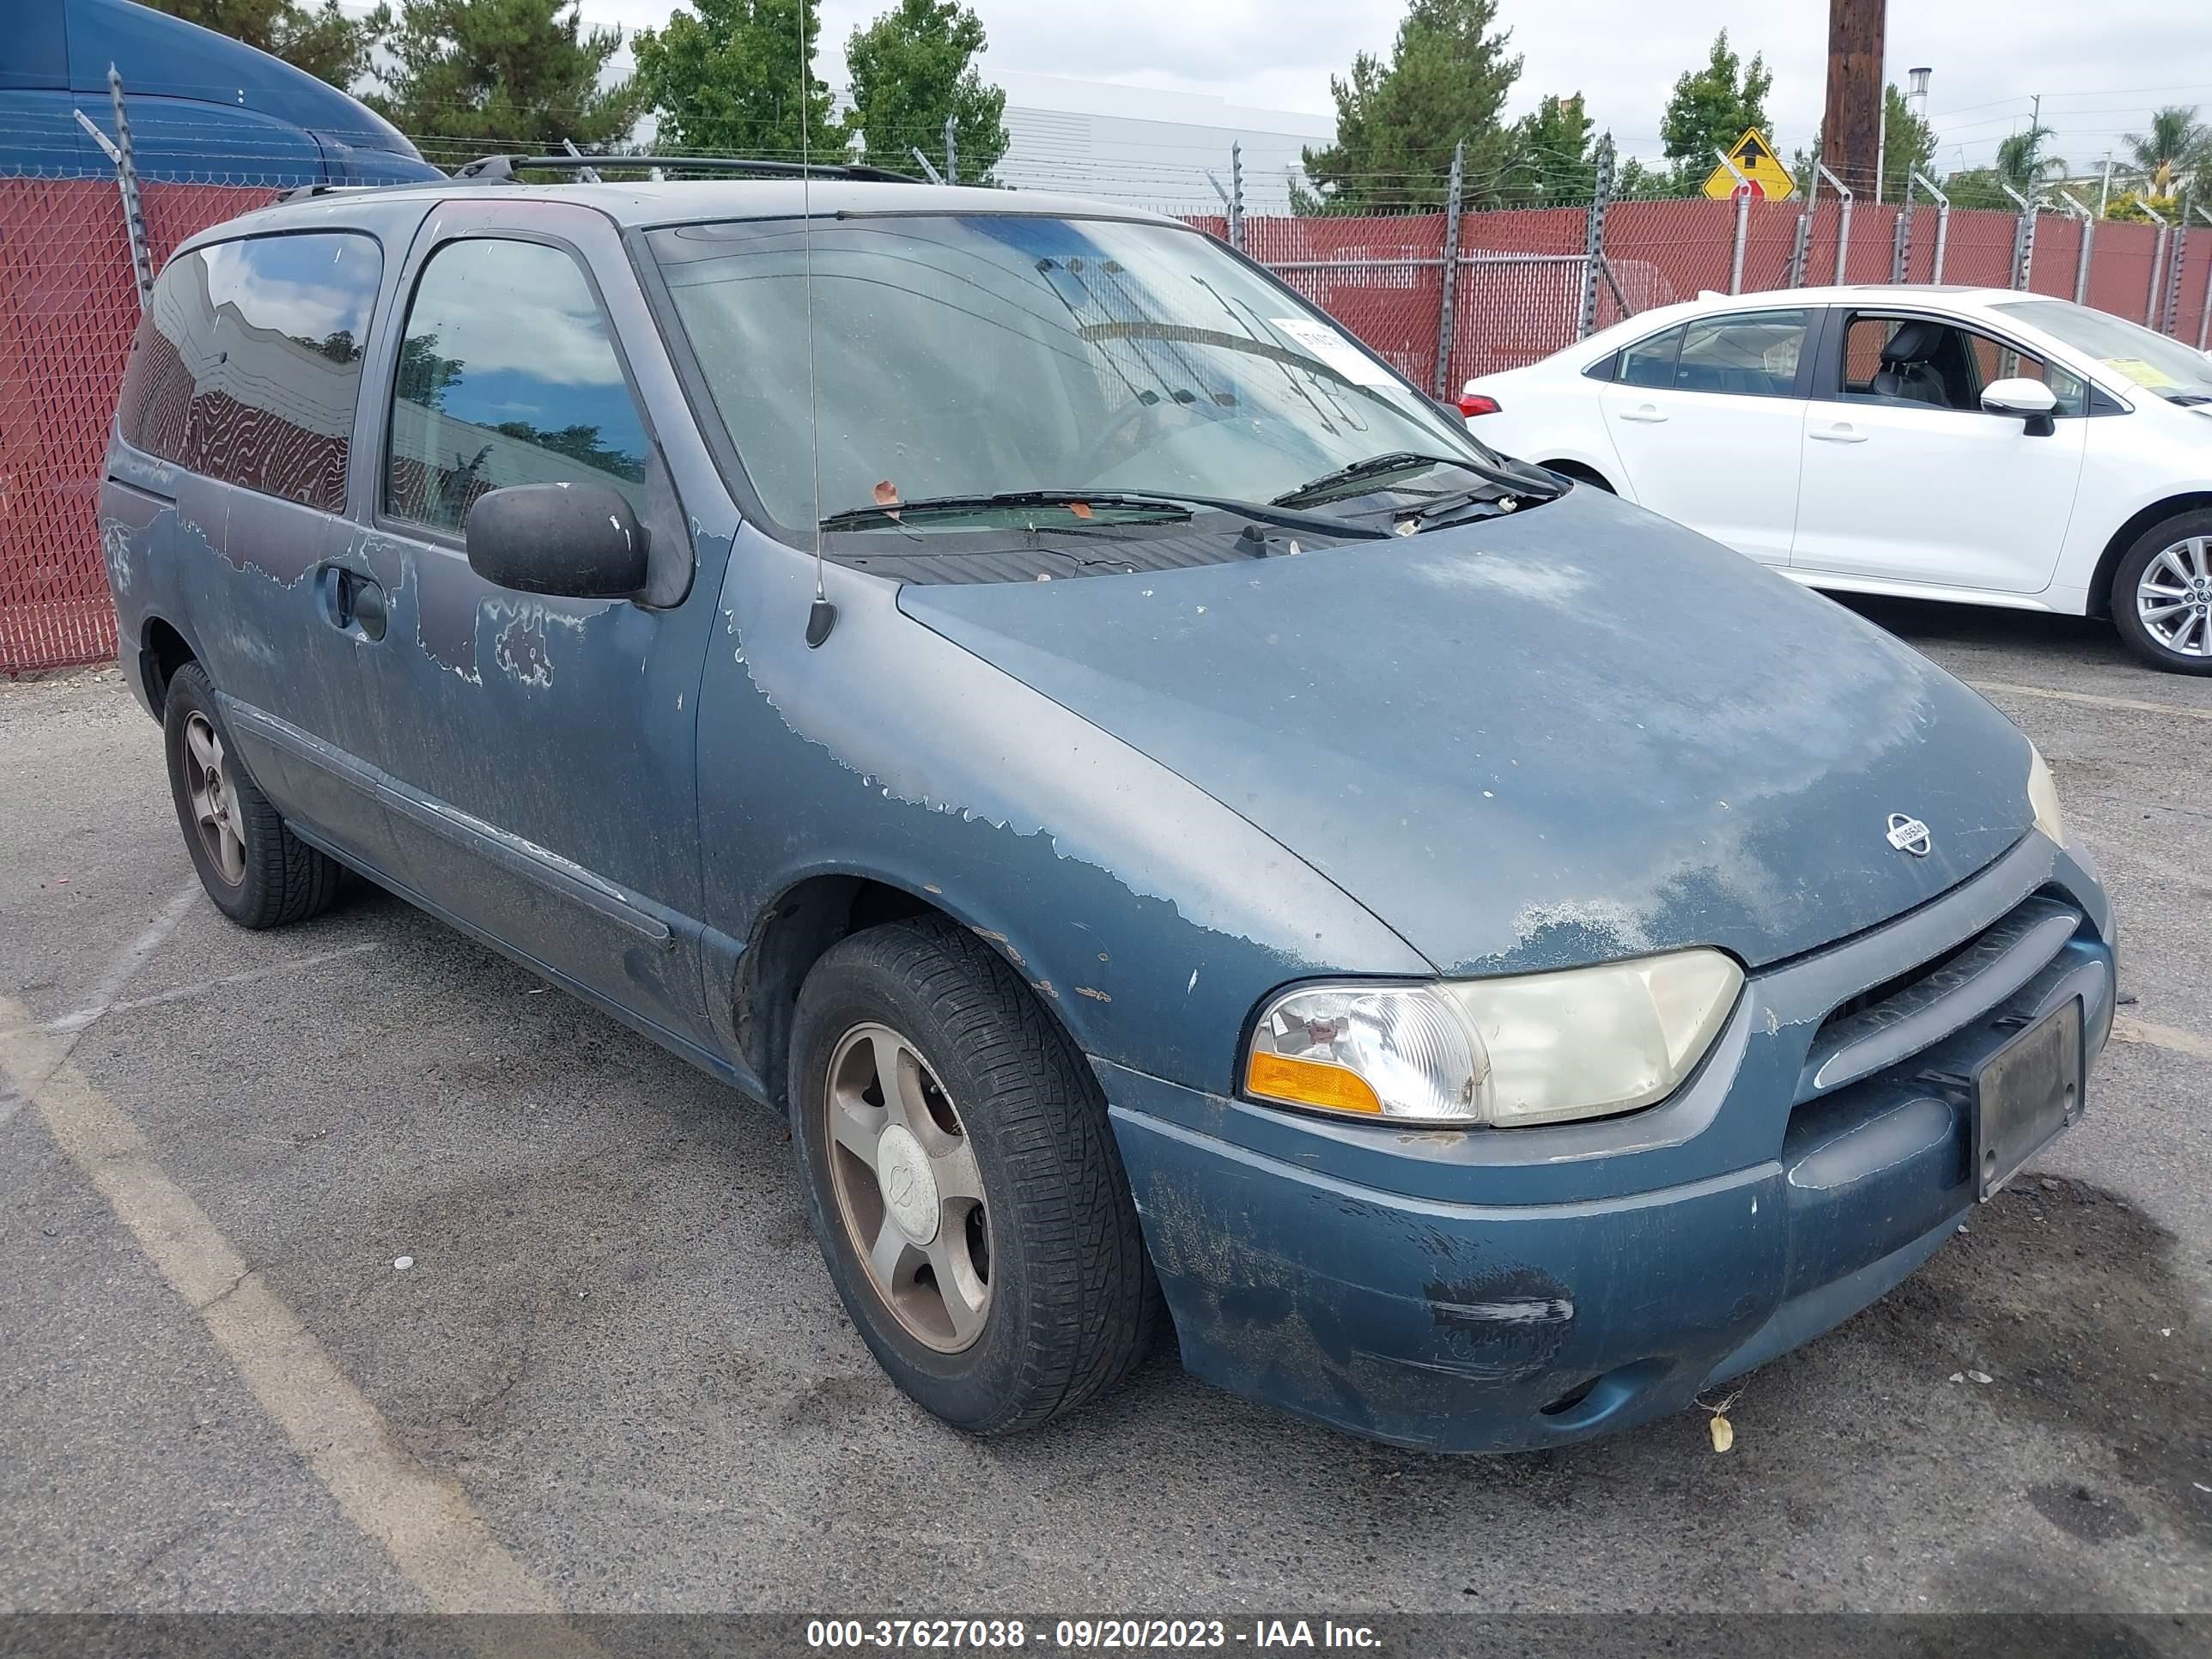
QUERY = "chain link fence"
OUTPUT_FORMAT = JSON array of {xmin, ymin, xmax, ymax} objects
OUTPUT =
[{"xmin": 3, "ymin": 112, "xmax": 2209, "ymax": 673}]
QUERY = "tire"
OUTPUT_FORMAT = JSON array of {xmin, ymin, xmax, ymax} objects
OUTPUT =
[
  {"xmin": 162, "ymin": 662, "xmax": 343, "ymax": 927},
  {"xmin": 2111, "ymin": 509, "xmax": 2212, "ymax": 675},
  {"xmin": 789, "ymin": 916, "xmax": 1160, "ymax": 1436}
]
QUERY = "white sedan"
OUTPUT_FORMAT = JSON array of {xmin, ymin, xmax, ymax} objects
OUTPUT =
[{"xmin": 1458, "ymin": 285, "xmax": 2212, "ymax": 672}]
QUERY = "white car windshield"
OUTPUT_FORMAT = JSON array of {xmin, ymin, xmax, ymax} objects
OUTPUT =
[
  {"xmin": 1990, "ymin": 300, "xmax": 2212, "ymax": 404},
  {"xmin": 649, "ymin": 214, "xmax": 1507, "ymax": 532}
]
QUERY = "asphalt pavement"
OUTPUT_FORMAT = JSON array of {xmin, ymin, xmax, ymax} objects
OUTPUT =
[{"xmin": 2, "ymin": 594, "xmax": 2208, "ymax": 1625}]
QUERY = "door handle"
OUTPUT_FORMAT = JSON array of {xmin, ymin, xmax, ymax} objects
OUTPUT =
[
  {"xmin": 317, "ymin": 562, "xmax": 388, "ymax": 641},
  {"xmin": 1809, "ymin": 424, "xmax": 1868, "ymax": 444},
  {"xmin": 1617, "ymin": 405, "xmax": 1668, "ymax": 424}
]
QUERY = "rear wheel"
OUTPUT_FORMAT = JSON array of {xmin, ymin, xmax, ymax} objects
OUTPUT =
[
  {"xmin": 162, "ymin": 662, "xmax": 343, "ymax": 927},
  {"xmin": 2112, "ymin": 511, "xmax": 2212, "ymax": 674},
  {"xmin": 789, "ymin": 917, "xmax": 1159, "ymax": 1435}
]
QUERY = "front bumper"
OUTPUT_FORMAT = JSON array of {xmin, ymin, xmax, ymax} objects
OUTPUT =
[{"xmin": 1099, "ymin": 833, "xmax": 2114, "ymax": 1453}]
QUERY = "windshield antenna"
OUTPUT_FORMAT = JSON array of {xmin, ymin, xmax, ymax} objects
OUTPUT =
[{"xmin": 799, "ymin": 0, "xmax": 835, "ymax": 647}]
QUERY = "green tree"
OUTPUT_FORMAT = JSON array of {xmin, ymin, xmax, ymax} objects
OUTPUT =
[
  {"xmin": 1996, "ymin": 123, "xmax": 2066, "ymax": 192},
  {"xmin": 368, "ymin": 0, "xmax": 640, "ymax": 158},
  {"xmin": 1500, "ymin": 93, "xmax": 1595, "ymax": 204},
  {"xmin": 1297, "ymin": 0, "xmax": 1522, "ymax": 214},
  {"xmin": 1880, "ymin": 83, "xmax": 1936, "ymax": 201},
  {"xmin": 1612, "ymin": 155, "xmax": 1671, "ymax": 199},
  {"xmin": 845, "ymin": 0, "xmax": 1008, "ymax": 182},
  {"xmin": 141, "ymin": 0, "xmax": 390, "ymax": 92},
  {"xmin": 1658, "ymin": 29, "xmax": 1772, "ymax": 191},
  {"xmin": 2124, "ymin": 105, "xmax": 2210, "ymax": 200},
  {"xmin": 1942, "ymin": 123, "xmax": 2064, "ymax": 212},
  {"xmin": 630, "ymin": 0, "xmax": 839, "ymax": 158}
]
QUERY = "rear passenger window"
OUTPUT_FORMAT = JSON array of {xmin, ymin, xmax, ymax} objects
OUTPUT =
[
  {"xmin": 384, "ymin": 238, "xmax": 650, "ymax": 534},
  {"xmin": 117, "ymin": 232, "xmax": 380, "ymax": 511},
  {"xmin": 1671, "ymin": 310, "xmax": 1808, "ymax": 397},
  {"xmin": 1617, "ymin": 325, "xmax": 1683, "ymax": 387}
]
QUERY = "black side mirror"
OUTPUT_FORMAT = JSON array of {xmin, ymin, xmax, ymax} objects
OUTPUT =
[{"xmin": 465, "ymin": 483, "xmax": 649, "ymax": 599}]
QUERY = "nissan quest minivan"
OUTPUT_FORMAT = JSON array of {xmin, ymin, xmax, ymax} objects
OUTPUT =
[{"xmin": 100, "ymin": 174, "xmax": 2115, "ymax": 1451}]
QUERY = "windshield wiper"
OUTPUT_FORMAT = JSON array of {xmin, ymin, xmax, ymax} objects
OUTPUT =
[
  {"xmin": 819, "ymin": 490, "xmax": 1194, "ymax": 532},
  {"xmin": 821, "ymin": 488, "xmax": 1387, "ymax": 540},
  {"xmin": 1269, "ymin": 451, "xmax": 1492, "ymax": 508}
]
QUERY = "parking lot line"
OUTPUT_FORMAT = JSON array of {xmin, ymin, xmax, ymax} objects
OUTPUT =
[
  {"xmin": 0, "ymin": 990, "xmax": 596, "ymax": 1641},
  {"xmin": 11, "ymin": 939, "xmax": 386, "ymax": 1036},
  {"xmin": 2112, "ymin": 1014, "xmax": 2212, "ymax": 1060},
  {"xmin": 1967, "ymin": 680, "xmax": 2212, "ymax": 723}
]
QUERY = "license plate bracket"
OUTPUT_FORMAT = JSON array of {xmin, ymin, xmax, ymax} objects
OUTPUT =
[{"xmin": 1972, "ymin": 1000, "xmax": 2083, "ymax": 1201}]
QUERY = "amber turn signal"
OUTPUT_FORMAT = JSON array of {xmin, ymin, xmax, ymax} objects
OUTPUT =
[{"xmin": 1245, "ymin": 1050, "xmax": 1385, "ymax": 1115}]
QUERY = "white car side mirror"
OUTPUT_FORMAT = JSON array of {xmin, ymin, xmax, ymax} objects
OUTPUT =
[{"xmin": 1981, "ymin": 377, "xmax": 2058, "ymax": 436}]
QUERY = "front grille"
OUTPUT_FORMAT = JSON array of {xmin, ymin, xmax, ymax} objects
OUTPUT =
[{"xmin": 1796, "ymin": 892, "xmax": 2083, "ymax": 1103}]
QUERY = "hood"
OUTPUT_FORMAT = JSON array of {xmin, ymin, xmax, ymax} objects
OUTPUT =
[{"xmin": 898, "ymin": 488, "xmax": 2035, "ymax": 975}]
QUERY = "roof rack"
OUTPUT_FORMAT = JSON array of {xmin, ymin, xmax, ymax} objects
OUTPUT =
[{"xmin": 450, "ymin": 154, "xmax": 926, "ymax": 185}]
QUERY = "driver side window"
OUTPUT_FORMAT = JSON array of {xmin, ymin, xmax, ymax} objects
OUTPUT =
[
  {"xmin": 385, "ymin": 237, "xmax": 652, "ymax": 535},
  {"xmin": 1838, "ymin": 314, "xmax": 2086, "ymax": 416}
]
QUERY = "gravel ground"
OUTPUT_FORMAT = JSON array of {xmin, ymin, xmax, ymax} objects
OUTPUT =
[{"xmin": 1, "ymin": 595, "xmax": 2207, "ymax": 1630}]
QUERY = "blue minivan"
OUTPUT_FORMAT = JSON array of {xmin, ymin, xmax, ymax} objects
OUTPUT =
[{"xmin": 100, "ymin": 176, "xmax": 2115, "ymax": 1451}]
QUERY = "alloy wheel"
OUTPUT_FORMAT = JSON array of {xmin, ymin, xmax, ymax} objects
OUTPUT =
[
  {"xmin": 2136, "ymin": 536, "xmax": 2212, "ymax": 659},
  {"xmin": 823, "ymin": 1021, "xmax": 993, "ymax": 1352},
  {"xmin": 182, "ymin": 710, "xmax": 247, "ymax": 884}
]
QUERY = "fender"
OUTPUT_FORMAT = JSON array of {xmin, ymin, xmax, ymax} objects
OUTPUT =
[{"xmin": 695, "ymin": 528, "xmax": 1433, "ymax": 1101}]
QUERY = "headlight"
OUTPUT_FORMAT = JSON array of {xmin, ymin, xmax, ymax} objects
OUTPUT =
[
  {"xmin": 2027, "ymin": 744, "xmax": 2065, "ymax": 844},
  {"xmin": 1244, "ymin": 950, "xmax": 1743, "ymax": 1129}
]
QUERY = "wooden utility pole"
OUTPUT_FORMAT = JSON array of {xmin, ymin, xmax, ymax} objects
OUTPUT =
[{"xmin": 1821, "ymin": 0, "xmax": 1886, "ymax": 197}]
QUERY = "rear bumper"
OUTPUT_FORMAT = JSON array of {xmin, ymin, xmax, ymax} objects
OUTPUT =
[{"xmin": 1098, "ymin": 834, "xmax": 2114, "ymax": 1453}]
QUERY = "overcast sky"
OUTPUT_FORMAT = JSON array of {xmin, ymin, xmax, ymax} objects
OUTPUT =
[{"xmin": 576, "ymin": 0, "xmax": 2212, "ymax": 175}]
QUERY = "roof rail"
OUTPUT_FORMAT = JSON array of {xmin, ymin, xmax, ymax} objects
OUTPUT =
[{"xmin": 450, "ymin": 154, "xmax": 926, "ymax": 185}]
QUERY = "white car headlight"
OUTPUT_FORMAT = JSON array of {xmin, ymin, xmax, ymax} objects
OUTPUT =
[
  {"xmin": 2028, "ymin": 744, "xmax": 2065, "ymax": 845},
  {"xmin": 1244, "ymin": 950, "xmax": 1744, "ymax": 1129}
]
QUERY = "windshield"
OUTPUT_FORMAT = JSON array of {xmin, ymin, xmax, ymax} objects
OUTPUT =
[
  {"xmin": 649, "ymin": 214, "xmax": 1499, "ymax": 532},
  {"xmin": 1990, "ymin": 300, "xmax": 2212, "ymax": 403}
]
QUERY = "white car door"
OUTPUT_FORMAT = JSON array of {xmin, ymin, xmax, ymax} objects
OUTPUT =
[
  {"xmin": 1593, "ymin": 306, "xmax": 1814, "ymax": 565},
  {"xmin": 1791, "ymin": 309, "xmax": 2089, "ymax": 593}
]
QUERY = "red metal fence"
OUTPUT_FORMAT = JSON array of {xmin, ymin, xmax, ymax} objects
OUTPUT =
[
  {"xmin": 3, "ymin": 178, "xmax": 2207, "ymax": 673},
  {"xmin": 1, "ymin": 178, "xmax": 276, "ymax": 672}
]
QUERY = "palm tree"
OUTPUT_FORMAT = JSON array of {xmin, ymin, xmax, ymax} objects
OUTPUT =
[
  {"xmin": 2124, "ymin": 105, "xmax": 2210, "ymax": 198},
  {"xmin": 1995, "ymin": 123, "xmax": 2066, "ymax": 195}
]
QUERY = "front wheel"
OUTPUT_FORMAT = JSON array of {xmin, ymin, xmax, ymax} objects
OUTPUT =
[
  {"xmin": 789, "ymin": 917, "xmax": 1159, "ymax": 1435},
  {"xmin": 2112, "ymin": 512, "xmax": 2212, "ymax": 674}
]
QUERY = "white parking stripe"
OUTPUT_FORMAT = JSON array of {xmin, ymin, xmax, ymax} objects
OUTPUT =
[
  {"xmin": 0, "ymin": 1004, "xmax": 596, "ymax": 1632},
  {"xmin": 75, "ymin": 879, "xmax": 201, "ymax": 1021},
  {"xmin": 1968, "ymin": 680, "xmax": 2212, "ymax": 723},
  {"xmin": 10, "ymin": 939, "xmax": 386, "ymax": 1036},
  {"xmin": 2112, "ymin": 1014, "xmax": 2212, "ymax": 1060}
]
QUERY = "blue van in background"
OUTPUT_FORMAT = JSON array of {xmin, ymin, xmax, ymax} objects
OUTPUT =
[{"xmin": 0, "ymin": 0, "xmax": 441, "ymax": 186}]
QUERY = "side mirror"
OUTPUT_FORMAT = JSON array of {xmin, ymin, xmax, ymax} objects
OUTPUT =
[
  {"xmin": 1981, "ymin": 377, "xmax": 2058, "ymax": 437},
  {"xmin": 465, "ymin": 483, "xmax": 649, "ymax": 599}
]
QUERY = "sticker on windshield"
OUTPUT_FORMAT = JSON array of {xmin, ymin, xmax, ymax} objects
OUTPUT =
[
  {"xmin": 2102, "ymin": 356, "xmax": 2179, "ymax": 389},
  {"xmin": 1270, "ymin": 317, "xmax": 1398, "ymax": 387}
]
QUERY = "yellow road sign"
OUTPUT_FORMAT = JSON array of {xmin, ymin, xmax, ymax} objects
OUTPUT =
[{"xmin": 1701, "ymin": 128, "xmax": 1796, "ymax": 202}]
